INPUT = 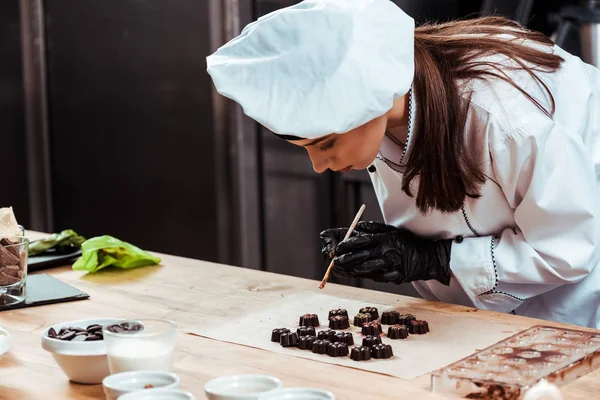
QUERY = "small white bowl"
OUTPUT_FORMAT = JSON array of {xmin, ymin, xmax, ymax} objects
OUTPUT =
[
  {"xmin": 117, "ymin": 388, "xmax": 195, "ymax": 400},
  {"xmin": 103, "ymin": 371, "xmax": 180, "ymax": 400},
  {"xmin": 204, "ymin": 375, "xmax": 283, "ymax": 400},
  {"xmin": 258, "ymin": 388, "xmax": 336, "ymax": 400},
  {"xmin": 41, "ymin": 318, "xmax": 122, "ymax": 384},
  {"xmin": 0, "ymin": 327, "xmax": 10, "ymax": 361}
]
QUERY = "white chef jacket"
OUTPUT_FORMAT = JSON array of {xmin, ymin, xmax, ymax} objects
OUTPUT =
[{"xmin": 368, "ymin": 43, "xmax": 600, "ymax": 328}]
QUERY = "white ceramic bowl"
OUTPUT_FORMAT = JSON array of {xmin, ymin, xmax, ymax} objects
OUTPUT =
[
  {"xmin": 117, "ymin": 388, "xmax": 195, "ymax": 400},
  {"xmin": 0, "ymin": 327, "xmax": 10, "ymax": 361},
  {"xmin": 204, "ymin": 375, "xmax": 283, "ymax": 400},
  {"xmin": 103, "ymin": 371, "xmax": 180, "ymax": 400},
  {"xmin": 41, "ymin": 318, "xmax": 122, "ymax": 384},
  {"xmin": 258, "ymin": 388, "xmax": 336, "ymax": 400}
]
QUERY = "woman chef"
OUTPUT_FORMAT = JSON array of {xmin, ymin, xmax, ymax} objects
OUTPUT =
[{"xmin": 206, "ymin": 0, "xmax": 600, "ymax": 328}]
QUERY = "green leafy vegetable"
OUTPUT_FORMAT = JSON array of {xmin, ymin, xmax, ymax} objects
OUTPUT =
[
  {"xmin": 72, "ymin": 235, "xmax": 161, "ymax": 273},
  {"xmin": 28, "ymin": 229, "xmax": 86, "ymax": 256}
]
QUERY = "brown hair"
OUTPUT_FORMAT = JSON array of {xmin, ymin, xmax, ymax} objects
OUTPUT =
[{"xmin": 405, "ymin": 16, "xmax": 564, "ymax": 214}]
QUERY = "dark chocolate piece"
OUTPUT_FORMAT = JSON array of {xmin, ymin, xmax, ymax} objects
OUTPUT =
[
  {"xmin": 85, "ymin": 334, "xmax": 102, "ymax": 341},
  {"xmin": 271, "ymin": 328, "xmax": 290, "ymax": 342},
  {"xmin": 334, "ymin": 332, "xmax": 354, "ymax": 346},
  {"xmin": 388, "ymin": 324, "xmax": 409, "ymax": 340},
  {"xmin": 317, "ymin": 329, "xmax": 337, "ymax": 342},
  {"xmin": 327, "ymin": 342, "xmax": 349, "ymax": 357},
  {"xmin": 361, "ymin": 321, "xmax": 383, "ymax": 336},
  {"xmin": 359, "ymin": 307, "xmax": 379, "ymax": 320},
  {"xmin": 381, "ymin": 311, "xmax": 400, "ymax": 325},
  {"xmin": 311, "ymin": 339, "xmax": 331, "ymax": 354},
  {"xmin": 362, "ymin": 335, "xmax": 382, "ymax": 347},
  {"xmin": 329, "ymin": 316, "xmax": 350, "ymax": 330},
  {"xmin": 372, "ymin": 344, "xmax": 394, "ymax": 359},
  {"xmin": 106, "ymin": 322, "xmax": 144, "ymax": 334},
  {"xmin": 48, "ymin": 328, "xmax": 58, "ymax": 338},
  {"xmin": 298, "ymin": 335, "xmax": 317, "ymax": 350},
  {"xmin": 398, "ymin": 314, "xmax": 417, "ymax": 327},
  {"xmin": 280, "ymin": 332, "xmax": 299, "ymax": 347},
  {"xmin": 328, "ymin": 309, "xmax": 348, "ymax": 319},
  {"xmin": 299, "ymin": 313, "xmax": 320, "ymax": 327},
  {"xmin": 350, "ymin": 346, "xmax": 372, "ymax": 361},
  {"xmin": 296, "ymin": 326, "xmax": 316, "ymax": 337},
  {"xmin": 59, "ymin": 331, "xmax": 77, "ymax": 341},
  {"xmin": 409, "ymin": 320, "xmax": 429, "ymax": 334},
  {"xmin": 72, "ymin": 335, "xmax": 87, "ymax": 342},
  {"xmin": 353, "ymin": 313, "xmax": 372, "ymax": 327}
]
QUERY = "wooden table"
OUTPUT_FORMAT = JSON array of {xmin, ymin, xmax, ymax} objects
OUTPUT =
[{"xmin": 1, "ymin": 234, "xmax": 599, "ymax": 400}]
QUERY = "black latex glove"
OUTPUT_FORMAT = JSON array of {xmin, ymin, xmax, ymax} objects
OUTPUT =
[{"xmin": 320, "ymin": 221, "xmax": 452, "ymax": 286}]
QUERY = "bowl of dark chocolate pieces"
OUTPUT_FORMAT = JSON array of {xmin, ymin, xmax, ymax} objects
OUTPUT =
[{"xmin": 41, "ymin": 318, "xmax": 143, "ymax": 384}]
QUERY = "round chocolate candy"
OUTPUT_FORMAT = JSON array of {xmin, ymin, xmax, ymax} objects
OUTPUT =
[
  {"xmin": 317, "ymin": 329, "xmax": 337, "ymax": 342},
  {"xmin": 329, "ymin": 316, "xmax": 350, "ymax": 330},
  {"xmin": 388, "ymin": 324, "xmax": 409, "ymax": 340},
  {"xmin": 353, "ymin": 313, "xmax": 372, "ymax": 327},
  {"xmin": 359, "ymin": 307, "xmax": 379, "ymax": 320},
  {"xmin": 280, "ymin": 332, "xmax": 299, "ymax": 347},
  {"xmin": 328, "ymin": 309, "xmax": 348, "ymax": 319},
  {"xmin": 409, "ymin": 320, "xmax": 430, "ymax": 334},
  {"xmin": 311, "ymin": 339, "xmax": 331, "ymax": 354},
  {"xmin": 398, "ymin": 314, "xmax": 417, "ymax": 327},
  {"xmin": 271, "ymin": 328, "xmax": 290, "ymax": 342},
  {"xmin": 372, "ymin": 343, "xmax": 394, "ymax": 359},
  {"xmin": 299, "ymin": 313, "xmax": 320, "ymax": 327},
  {"xmin": 350, "ymin": 346, "xmax": 372, "ymax": 361},
  {"xmin": 298, "ymin": 335, "xmax": 317, "ymax": 350},
  {"xmin": 361, "ymin": 321, "xmax": 383, "ymax": 336},
  {"xmin": 296, "ymin": 326, "xmax": 316, "ymax": 337},
  {"xmin": 362, "ymin": 335, "xmax": 382, "ymax": 347},
  {"xmin": 327, "ymin": 342, "xmax": 349, "ymax": 357},
  {"xmin": 381, "ymin": 311, "xmax": 400, "ymax": 325},
  {"xmin": 334, "ymin": 331, "xmax": 354, "ymax": 346}
]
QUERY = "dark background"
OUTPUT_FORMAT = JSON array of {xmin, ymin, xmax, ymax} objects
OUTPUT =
[{"xmin": 0, "ymin": 0, "xmax": 582, "ymax": 297}]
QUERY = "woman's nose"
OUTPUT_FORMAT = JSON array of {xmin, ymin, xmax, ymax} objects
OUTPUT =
[{"xmin": 311, "ymin": 155, "xmax": 330, "ymax": 174}]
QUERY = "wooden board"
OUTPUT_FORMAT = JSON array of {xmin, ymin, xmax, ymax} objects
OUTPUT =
[{"xmin": 0, "ymin": 231, "xmax": 599, "ymax": 399}]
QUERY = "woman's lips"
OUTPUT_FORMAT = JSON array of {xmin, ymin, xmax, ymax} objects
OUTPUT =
[{"xmin": 339, "ymin": 166, "xmax": 352, "ymax": 173}]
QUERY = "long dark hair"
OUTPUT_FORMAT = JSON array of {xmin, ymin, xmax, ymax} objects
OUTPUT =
[{"xmin": 406, "ymin": 16, "xmax": 564, "ymax": 214}]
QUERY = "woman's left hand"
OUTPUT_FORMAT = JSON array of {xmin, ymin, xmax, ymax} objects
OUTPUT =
[{"xmin": 324, "ymin": 221, "xmax": 453, "ymax": 286}]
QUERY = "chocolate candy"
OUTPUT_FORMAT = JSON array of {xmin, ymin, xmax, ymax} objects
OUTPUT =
[
  {"xmin": 329, "ymin": 316, "xmax": 350, "ymax": 330},
  {"xmin": 398, "ymin": 314, "xmax": 417, "ymax": 327},
  {"xmin": 353, "ymin": 313, "xmax": 372, "ymax": 327},
  {"xmin": 381, "ymin": 311, "xmax": 399, "ymax": 325},
  {"xmin": 409, "ymin": 320, "xmax": 430, "ymax": 334},
  {"xmin": 328, "ymin": 309, "xmax": 348, "ymax": 319},
  {"xmin": 296, "ymin": 326, "xmax": 316, "ymax": 337},
  {"xmin": 372, "ymin": 344, "xmax": 394, "ymax": 359},
  {"xmin": 280, "ymin": 332, "xmax": 298, "ymax": 347},
  {"xmin": 47, "ymin": 324, "xmax": 106, "ymax": 342},
  {"xmin": 359, "ymin": 307, "xmax": 379, "ymax": 320},
  {"xmin": 271, "ymin": 328, "xmax": 290, "ymax": 342},
  {"xmin": 362, "ymin": 335, "xmax": 382, "ymax": 347},
  {"xmin": 312, "ymin": 339, "xmax": 331, "ymax": 354},
  {"xmin": 298, "ymin": 335, "xmax": 317, "ymax": 350},
  {"xmin": 334, "ymin": 331, "xmax": 354, "ymax": 346},
  {"xmin": 350, "ymin": 346, "xmax": 372, "ymax": 361},
  {"xmin": 327, "ymin": 342, "xmax": 349, "ymax": 357},
  {"xmin": 388, "ymin": 324, "xmax": 409, "ymax": 339},
  {"xmin": 317, "ymin": 329, "xmax": 337, "ymax": 342},
  {"xmin": 361, "ymin": 321, "xmax": 383, "ymax": 336},
  {"xmin": 299, "ymin": 313, "xmax": 320, "ymax": 327},
  {"xmin": 106, "ymin": 322, "xmax": 144, "ymax": 334}
]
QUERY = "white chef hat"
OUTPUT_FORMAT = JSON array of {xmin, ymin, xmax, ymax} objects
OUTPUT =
[{"xmin": 206, "ymin": 0, "xmax": 415, "ymax": 139}]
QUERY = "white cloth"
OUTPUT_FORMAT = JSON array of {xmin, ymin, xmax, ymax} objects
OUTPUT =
[
  {"xmin": 369, "ymin": 44, "xmax": 600, "ymax": 328},
  {"xmin": 206, "ymin": 0, "xmax": 414, "ymax": 138}
]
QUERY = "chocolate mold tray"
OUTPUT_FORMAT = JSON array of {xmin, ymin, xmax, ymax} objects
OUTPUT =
[{"xmin": 431, "ymin": 325, "xmax": 600, "ymax": 399}]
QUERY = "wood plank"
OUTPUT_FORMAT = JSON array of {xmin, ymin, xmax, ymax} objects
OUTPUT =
[{"xmin": 0, "ymin": 231, "xmax": 598, "ymax": 399}]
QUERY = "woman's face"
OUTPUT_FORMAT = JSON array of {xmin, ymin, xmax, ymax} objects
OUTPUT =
[{"xmin": 288, "ymin": 114, "xmax": 388, "ymax": 173}]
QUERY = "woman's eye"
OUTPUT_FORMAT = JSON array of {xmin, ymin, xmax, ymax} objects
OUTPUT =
[{"xmin": 319, "ymin": 140, "xmax": 336, "ymax": 151}]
